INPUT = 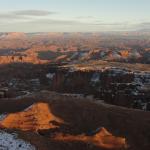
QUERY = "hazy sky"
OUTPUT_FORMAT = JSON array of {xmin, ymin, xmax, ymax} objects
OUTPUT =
[{"xmin": 0, "ymin": 0, "xmax": 150, "ymax": 32}]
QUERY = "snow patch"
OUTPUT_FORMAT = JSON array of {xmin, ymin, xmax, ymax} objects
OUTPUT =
[
  {"xmin": 46, "ymin": 73, "xmax": 55, "ymax": 79},
  {"xmin": 69, "ymin": 67, "xmax": 76, "ymax": 73},
  {"xmin": 91, "ymin": 72, "xmax": 100, "ymax": 83},
  {"xmin": 62, "ymin": 93, "xmax": 84, "ymax": 99},
  {"xmin": 24, "ymin": 104, "xmax": 34, "ymax": 112},
  {"xmin": 0, "ymin": 114, "xmax": 7, "ymax": 121},
  {"xmin": 0, "ymin": 131, "xmax": 35, "ymax": 150}
]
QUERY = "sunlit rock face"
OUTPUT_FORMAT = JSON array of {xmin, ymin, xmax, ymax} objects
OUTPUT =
[
  {"xmin": 0, "ymin": 103, "xmax": 64, "ymax": 131},
  {"xmin": 54, "ymin": 127, "xmax": 126, "ymax": 149}
]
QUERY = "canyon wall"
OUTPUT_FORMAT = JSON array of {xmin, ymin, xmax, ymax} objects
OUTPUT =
[{"xmin": 48, "ymin": 67, "xmax": 150, "ymax": 111}]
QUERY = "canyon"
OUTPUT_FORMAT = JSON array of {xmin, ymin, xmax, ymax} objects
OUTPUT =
[{"xmin": 0, "ymin": 32, "xmax": 149, "ymax": 150}]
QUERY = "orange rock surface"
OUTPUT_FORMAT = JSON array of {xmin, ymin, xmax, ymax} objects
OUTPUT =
[
  {"xmin": 0, "ymin": 103, "xmax": 64, "ymax": 131},
  {"xmin": 120, "ymin": 50, "xmax": 129, "ymax": 58},
  {"xmin": 54, "ymin": 127, "xmax": 126, "ymax": 149}
]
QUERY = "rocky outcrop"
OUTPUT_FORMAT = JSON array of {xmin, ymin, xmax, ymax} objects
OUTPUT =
[
  {"xmin": 0, "ymin": 62, "xmax": 149, "ymax": 111},
  {"xmin": 48, "ymin": 67, "xmax": 150, "ymax": 111},
  {"xmin": 0, "ymin": 91, "xmax": 150, "ymax": 150},
  {"xmin": 54, "ymin": 127, "xmax": 126, "ymax": 150},
  {"xmin": 0, "ymin": 103, "xmax": 64, "ymax": 131},
  {"xmin": 0, "ymin": 95, "xmax": 128, "ymax": 150}
]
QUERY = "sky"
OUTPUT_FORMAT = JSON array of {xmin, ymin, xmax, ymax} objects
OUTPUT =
[{"xmin": 0, "ymin": 0, "xmax": 150, "ymax": 32}]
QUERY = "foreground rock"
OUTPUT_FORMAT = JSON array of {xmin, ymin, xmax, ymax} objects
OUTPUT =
[
  {"xmin": 54, "ymin": 127, "xmax": 126, "ymax": 149},
  {"xmin": 0, "ymin": 100, "xmax": 126, "ymax": 150},
  {"xmin": 0, "ymin": 103, "xmax": 64, "ymax": 131},
  {"xmin": 0, "ymin": 91, "xmax": 149, "ymax": 150}
]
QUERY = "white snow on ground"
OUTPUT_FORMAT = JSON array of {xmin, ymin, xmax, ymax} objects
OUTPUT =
[
  {"xmin": 0, "ymin": 130, "xmax": 36, "ymax": 150},
  {"xmin": 69, "ymin": 67, "xmax": 76, "ymax": 73},
  {"xmin": 91, "ymin": 72, "xmax": 100, "ymax": 83},
  {"xmin": 15, "ymin": 91, "xmax": 31, "ymax": 99},
  {"xmin": 24, "ymin": 104, "xmax": 34, "ymax": 111},
  {"xmin": 62, "ymin": 93, "xmax": 84, "ymax": 99},
  {"xmin": 0, "ymin": 114, "xmax": 7, "ymax": 121},
  {"xmin": 46, "ymin": 73, "xmax": 55, "ymax": 79}
]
